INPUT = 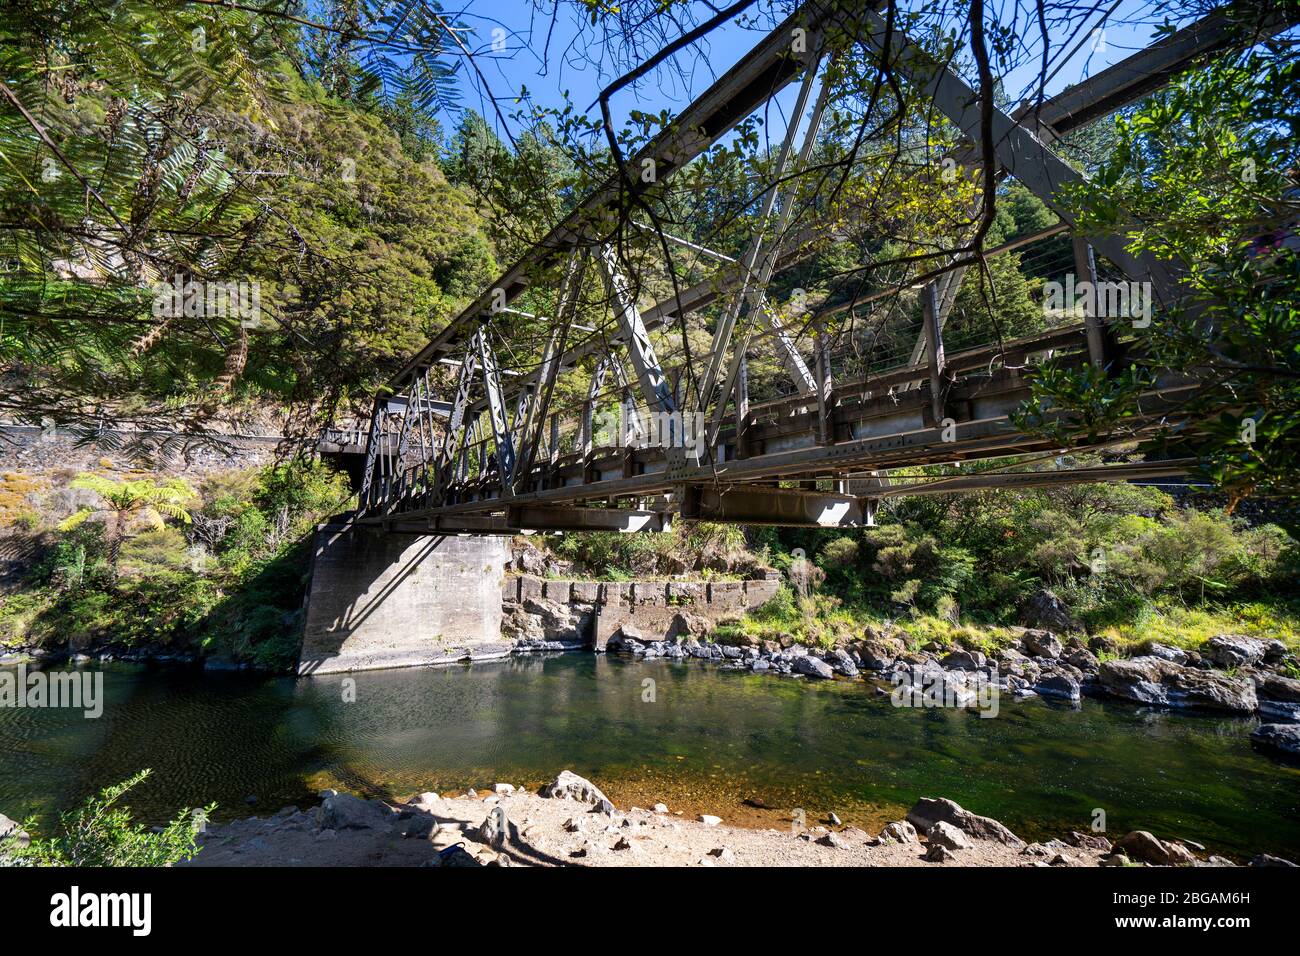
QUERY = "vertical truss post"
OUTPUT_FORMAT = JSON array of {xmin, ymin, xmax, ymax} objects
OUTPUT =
[
  {"xmin": 415, "ymin": 369, "xmax": 436, "ymax": 505},
  {"xmin": 815, "ymin": 325, "xmax": 833, "ymax": 444},
  {"xmin": 1073, "ymin": 236, "xmax": 1109, "ymax": 369},
  {"xmin": 580, "ymin": 399, "xmax": 595, "ymax": 457},
  {"xmin": 734, "ymin": 352, "xmax": 751, "ymax": 460},
  {"xmin": 904, "ymin": 263, "xmax": 963, "ymax": 385},
  {"xmin": 921, "ymin": 282, "xmax": 947, "ymax": 424},
  {"xmin": 581, "ymin": 354, "xmax": 619, "ymax": 456},
  {"xmin": 621, "ymin": 385, "xmax": 641, "ymax": 479}
]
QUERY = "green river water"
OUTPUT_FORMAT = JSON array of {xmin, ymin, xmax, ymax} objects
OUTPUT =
[{"xmin": 2, "ymin": 653, "xmax": 1297, "ymax": 860}]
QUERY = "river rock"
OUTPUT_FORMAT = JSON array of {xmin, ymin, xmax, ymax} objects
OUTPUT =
[
  {"xmin": 1147, "ymin": 642, "xmax": 1189, "ymax": 665},
  {"xmin": 1021, "ymin": 629, "xmax": 1063, "ymax": 659},
  {"xmin": 1202, "ymin": 635, "xmax": 1275, "ymax": 669},
  {"xmin": 400, "ymin": 813, "xmax": 438, "ymax": 839},
  {"xmin": 940, "ymin": 649, "xmax": 985, "ymax": 671},
  {"xmin": 925, "ymin": 843, "xmax": 957, "ymax": 863},
  {"xmin": 0, "ymin": 811, "xmax": 29, "ymax": 851},
  {"xmin": 1258, "ymin": 700, "xmax": 1300, "ymax": 723},
  {"xmin": 606, "ymin": 631, "xmax": 645, "ymax": 654},
  {"xmin": 906, "ymin": 797, "xmax": 1024, "ymax": 847},
  {"xmin": 1256, "ymin": 673, "xmax": 1300, "ymax": 703},
  {"xmin": 1113, "ymin": 830, "xmax": 1195, "ymax": 866},
  {"xmin": 475, "ymin": 808, "xmax": 507, "ymax": 849},
  {"xmin": 927, "ymin": 821, "xmax": 970, "ymax": 850},
  {"xmin": 1020, "ymin": 589, "xmax": 1075, "ymax": 632},
  {"xmin": 793, "ymin": 656, "xmax": 835, "ymax": 680},
  {"xmin": 1035, "ymin": 673, "xmax": 1081, "ymax": 702},
  {"xmin": 1250, "ymin": 723, "xmax": 1300, "ymax": 756},
  {"xmin": 540, "ymin": 770, "xmax": 615, "ymax": 812},
  {"xmin": 1065, "ymin": 830, "xmax": 1112, "ymax": 852},
  {"xmin": 827, "ymin": 648, "xmax": 858, "ymax": 677},
  {"xmin": 858, "ymin": 637, "xmax": 904, "ymax": 670},
  {"xmin": 698, "ymin": 814, "xmax": 722, "ymax": 827},
  {"xmin": 1098, "ymin": 657, "xmax": 1258, "ymax": 712},
  {"xmin": 1063, "ymin": 647, "xmax": 1100, "ymax": 672},
  {"xmin": 316, "ymin": 793, "xmax": 396, "ymax": 831},
  {"xmin": 879, "ymin": 820, "xmax": 918, "ymax": 843},
  {"xmin": 817, "ymin": 831, "xmax": 849, "ymax": 849},
  {"xmin": 1249, "ymin": 853, "xmax": 1298, "ymax": 867}
]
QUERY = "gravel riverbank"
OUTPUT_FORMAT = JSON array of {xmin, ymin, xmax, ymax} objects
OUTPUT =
[{"xmin": 181, "ymin": 772, "xmax": 1292, "ymax": 868}]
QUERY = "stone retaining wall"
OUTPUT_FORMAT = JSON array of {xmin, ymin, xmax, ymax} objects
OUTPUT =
[{"xmin": 501, "ymin": 574, "xmax": 781, "ymax": 650}]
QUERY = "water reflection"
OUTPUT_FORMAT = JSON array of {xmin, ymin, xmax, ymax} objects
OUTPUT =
[{"xmin": 1, "ymin": 654, "xmax": 1297, "ymax": 859}]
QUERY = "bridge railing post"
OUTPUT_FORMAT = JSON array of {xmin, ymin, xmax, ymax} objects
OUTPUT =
[
  {"xmin": 1073, "ymin": 235, "xmax": 1110, "ymax": 370},
  {"xmin": 815, "ymin": 323, "xmax": 833, "ymax": 444},
  {"xmin": 734, "ymin": 352, "xmax": 750, "ymax": 460}
]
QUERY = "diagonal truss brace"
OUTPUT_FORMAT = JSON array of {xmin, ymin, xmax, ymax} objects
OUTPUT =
[
  {"xmin": 475, "ymin": 325, "xmax": 517, "ymax": 492},
  {"xmin": 515, "ymin": 253, "xmax": 586, "ymax": 488},
  {"xmin": 698, "ymin": 41, "xmax": 827, "ymax": 413},
  {"xmin": 597, "ymin": 243, "xmax": 677, "ymax": 414},
  {"xmin": 357, "ymin": 403, "xmax": 384, "ymax": 513},
  {"xmin": 431, "ymin": 340, "xmax": 479, "ymax": 502},
  {"xmin": 581, "ymin": 352, "xmax": 626, "ymax": 454}
]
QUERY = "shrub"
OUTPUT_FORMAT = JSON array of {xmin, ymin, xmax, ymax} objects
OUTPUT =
[{"xmin": 6, "ymin": 770, "xmax": 212, "ymax": 867}]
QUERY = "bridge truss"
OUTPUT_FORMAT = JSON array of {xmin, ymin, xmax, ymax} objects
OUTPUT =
[{"xmin": 336, "ymin": 2, "xmax": 1291, "ymax": 533}]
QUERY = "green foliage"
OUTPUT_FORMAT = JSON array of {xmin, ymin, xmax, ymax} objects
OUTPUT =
[
  {"xmin": 1013, "ymin": 364, "xmax": 1154, "ymax": 446},
  {"xmin": 732, "ymin": 477, "xmax": 1299, "ymax": 641},
  {"xmin": 0, "ymin": 3, "xmax": 497, "ymax": 438},
  {"xmin": 0, "ymin": 458, "xmax": 349, "ymax": 670},
  {"xmin": 550, "ymin": 521, "xmax": 752, "ymax": 579},
  {"xmin": 6, "ymin": 770, "xmax": 210, "ymax": 867},
  {"xmin": 1020, "ymin": 40, "xmax": 1300, "ymax": 509}
]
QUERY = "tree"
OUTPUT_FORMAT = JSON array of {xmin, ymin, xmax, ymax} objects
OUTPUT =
[
  {"xmin": 60, "ymin": 474, "xmax": 196, "ymax": 575},
  {"xmin": 1017, "ymin": 36, "xmax": 1300, "ymax": 514}
]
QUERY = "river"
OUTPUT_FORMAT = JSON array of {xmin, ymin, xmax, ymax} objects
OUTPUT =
[{"xmin": 2, "ymin": 653, "xmax": 1297, "ymax": 860}]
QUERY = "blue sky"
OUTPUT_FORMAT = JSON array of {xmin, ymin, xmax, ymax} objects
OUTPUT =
[{"xmin": 441, "ymin": 0, "xmax": 1205, "ymax": 146}]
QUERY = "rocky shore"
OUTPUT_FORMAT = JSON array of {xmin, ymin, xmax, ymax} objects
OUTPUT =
[
  {"xmin": 5, "ymin": 620, "xmax": 1297, "ymax": 761},
  {"xmin": 181, "ymin": 771, "xmax": 1296, "ymax": 868}
]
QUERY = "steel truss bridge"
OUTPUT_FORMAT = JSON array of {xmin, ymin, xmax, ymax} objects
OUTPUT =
[{"xmin": 332, "ymin": 2, "xmax": 1292, "ymax": 534}]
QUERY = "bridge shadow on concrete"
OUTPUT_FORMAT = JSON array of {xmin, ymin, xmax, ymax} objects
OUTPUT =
[{"xmin": 296, "ymin": 528, "xmax": 447, "ymax": 675}]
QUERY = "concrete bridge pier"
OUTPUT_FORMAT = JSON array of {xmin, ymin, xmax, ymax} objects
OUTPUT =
[{"xmin": 298, "ymin": 524, "xmax": 509, "ymax": 675}]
